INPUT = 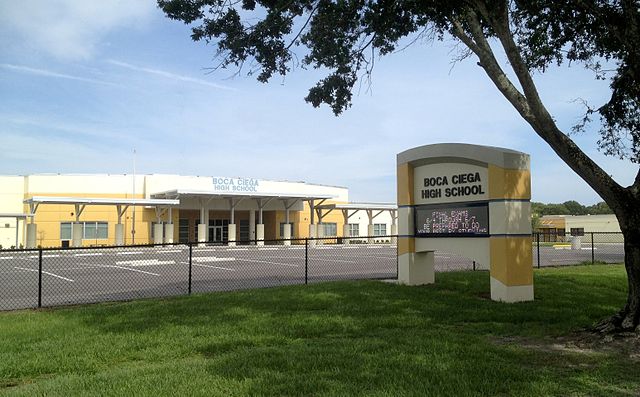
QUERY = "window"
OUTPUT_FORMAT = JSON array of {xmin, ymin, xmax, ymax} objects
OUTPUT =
[
  {"xmin": 60, "ymin": 222, "xmax": 72, "ymax": 240},
  {"xmin": 60, "ymin": 222, "xmax": 108, "ymax": 240},
  {"xmin": 322, "ymin": 223, "xmax": 337, "ymax": 237},
  {"xmin": 279, "ymin": 222, "xmax": 294, "ymax": 238},
  {"xmin": 348, "ymin": 223, "xmax": 359, "ymax": 237},
  {"xmin": 85, "ymin": 222, "xmax": 108, "ymax": 239},
  {"xmin": 570, "ymin": 228, "xmax": 585, "ymax": 237},
  {"xmin": 239, "ymin": 220, "xmax": 250, "ymax": 242},
  {"xmin": 178, "ymin": 219, "xmax": 189, "ymax": 243},
  {"xmin": 373, "ymin": 223, "xmax": 387, "ymax": 236}
]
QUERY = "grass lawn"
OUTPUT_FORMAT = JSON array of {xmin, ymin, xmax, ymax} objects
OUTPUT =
[{"xmin": 1, "ymin": 265, "xmax": 638, "ymax": 396}]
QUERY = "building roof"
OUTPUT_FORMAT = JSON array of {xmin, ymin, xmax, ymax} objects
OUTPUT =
[
  {"xmin": 315, "ymin": 202, "xmax": 397, "ymax": 211},
  {"xmin": 0, "ymin": 213, "xmax": 34, "ymax": 218},
  {"xmin": 23, "ymin": 197, "xmax": 180, "ymax": 206},
  {"xmin": 151, "ymin": 189, "xmax": 335, "ymax": 201}
]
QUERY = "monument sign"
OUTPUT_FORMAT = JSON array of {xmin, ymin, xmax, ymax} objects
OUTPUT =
[{"xmin": 397, "ymin": 143, "xmax": 533, "ymax": 302}]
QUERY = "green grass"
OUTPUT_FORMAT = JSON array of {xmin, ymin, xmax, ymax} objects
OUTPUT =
[{"xmin": 1, "ymin": 265, "xmax": 638, "ymax": 396}]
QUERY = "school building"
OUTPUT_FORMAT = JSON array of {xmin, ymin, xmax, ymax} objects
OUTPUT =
[
  {"xmin": 536, "ymin": 214, "xmax": 621, "ymax": 242},
  {"xmin": 0, "ymin": 174, "xmax": 397, "ymax": 249}
]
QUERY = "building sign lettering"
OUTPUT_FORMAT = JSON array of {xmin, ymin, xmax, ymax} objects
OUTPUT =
[
  {"xmin": 213, "ymin": 177, "xmax": 260, "ymax": 192},
  {"xmin": 421, "ymin": 172, "xmax": 485, "ymax": 200}
]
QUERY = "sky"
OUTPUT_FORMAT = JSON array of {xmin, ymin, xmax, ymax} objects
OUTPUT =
[{"xmin": 0, "ymin": 1, "xmax": 637, "ymax": 205}]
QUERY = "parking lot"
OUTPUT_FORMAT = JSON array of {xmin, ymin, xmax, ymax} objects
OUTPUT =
[
  {"xmin": 0, "ymin": 240, "xmax": 625, "ymax": 311},
  {"xmin": 0, "ymin": 244, "xmax": 398, "ymax": 310}
]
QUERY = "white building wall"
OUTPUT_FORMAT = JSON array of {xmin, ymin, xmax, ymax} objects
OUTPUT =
[
  {"xmin": 26, "ymin": 174, "xmax": 141, "ymax": 195},
  {"xmin": 346, "ymin": 210, "xmax": 394, "ymax": 242},
  {"xmin": 564, "ymin": 214, "xmax": 621, "ymax": 233},
  {"xmin": 0, "ymin": 176, "xmax": 26, "ymax": 248}
]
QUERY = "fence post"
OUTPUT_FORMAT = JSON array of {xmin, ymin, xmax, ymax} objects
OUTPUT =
[
  {"xmin": 38, "ymin": 249, "xmax": 43, "ymax": 308},
  {"xmin": 188, "ymin": 242, "xmax": 193, "ymax": 295},
  {"xmin": 305, "ymin": 238, "xmax": 308, "ymax": 285},
  {"xmin": 536, "ymin": 232, "xmax": 541, "ymax": 269},
  {"xmin": 473, "ymin": 260, "xmax": 476, "ymax": 271},
  {"xmin": 591, "ymin": 232, "xmax": 595, "ymax": 265}
]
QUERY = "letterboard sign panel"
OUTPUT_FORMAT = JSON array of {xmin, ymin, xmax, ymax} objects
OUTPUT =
[{"xmin": 414, "ymin": 202, "xmax": 489, "ymax": 237}]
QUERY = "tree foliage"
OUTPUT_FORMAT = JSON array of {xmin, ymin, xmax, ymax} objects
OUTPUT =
[
  {"xmin": 531, "ymin": 200, "xmax": 613, "ymax": 217},
  {"xmin": 159, "ymin": 0, "xmax": 640, "ymax": 162}
]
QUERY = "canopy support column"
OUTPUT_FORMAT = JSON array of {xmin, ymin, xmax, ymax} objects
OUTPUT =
[
  {"xmin": 227, "ymin": 198, "xmax": 243, "ymax": 246},
  {"xmin": 281, "ymin": 199, "xmax": 298, "ymax": 246},
  {"xmin": 115, "ymin": 205, "xmax": 130, "ymax": 246},
  {"xmin": 72, "ymin": 204, "xmax": 87, "ymax": 248},
  {"xmin": 198, "ymin": 199, "xmax": 207, "ymax": 246},
  {"xmin": 366, "ymin": 209, "xmax": 384, "ymax": 244},
  {"xmin": 255, "ymin": 198, "xmax": 273, "ymax": 246}
]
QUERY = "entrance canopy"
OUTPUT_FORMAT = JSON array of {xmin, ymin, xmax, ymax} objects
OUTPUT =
[
  {"xmin": 0, "ymin": 213, "xmax": 34, "ymax": 219},
  {"xmin": 315, "ymin": 202, "xmax": 397, "ymax": 220},
  {"xmin": 315, "ymin": 203, "xmax": 397, "ymax": 211},
  {"xmin": 315, "ymin": 202, "xmax": 398, "ymax": 241},
  {"xmin": 23, "ymin": 196, "xmax": 180, "ymax": 222}
]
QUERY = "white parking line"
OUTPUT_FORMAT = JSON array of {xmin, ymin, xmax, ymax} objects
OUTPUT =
[
  {"xmin": 0, "ymin": 257, "xmax": 14, "ymax": 260},
  {"xmin": 307, "ymin": 257, "xmax": 361, "ymax": 265},
  {"xmin": 228, "ymin": 248, "xmax": 248, "ymax": 251},
  {"xmin": 14, "ymin": 266, "xmax": 74, "ymax": 282},
  {"xmin": 193, "ymin": 263, "xmax": 235, "ymax": 271},
  {"xmin": 109, "ymin": 265, "xmax": 160, "ymax": 276},
  {"xmin": 193, "ymin": 257, "xmax": 236, "ymax": 263},
  {"xmin": 115, "ymin": 259, "xmax": 175, "ymax": 266},
  {"xmin": 116, "ymin": 251, "xmax": 144, "ymax": 255},
  {"xmin": 242, "ymin": 258, "xmax": 299, "ymax": 267},
  {"xmin": 341, "ymin": 246, "xmax": 359, "ymax": 249},
  {"xmin": 43, "ymin": 254, "xmax": 60, "ymax": 258},
  {"xmin": 75, "ymin": 253, "xmax": 103, "ymax": 257},
  {"xmin": 158, "ymin": 249, "xmax": 183, "ymax": 253}
]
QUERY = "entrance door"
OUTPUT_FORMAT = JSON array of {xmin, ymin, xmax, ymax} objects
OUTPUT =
[
  {"xmin": 208, "ymin": 219, "xmax": 229, "ymax": 243},
  {"xmin": 209, "ymin": 225, "xmax": 223, "ymax": 242}
]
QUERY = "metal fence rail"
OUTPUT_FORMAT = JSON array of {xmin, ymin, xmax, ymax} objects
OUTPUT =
[{"xmin": 0, "ymin": 232, "xmax": 626, "ymax": 311}]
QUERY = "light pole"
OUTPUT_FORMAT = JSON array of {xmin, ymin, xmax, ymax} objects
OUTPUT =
[{"xmin": 132, "ymin": 148, "xmax": 136, "ymax": 244}]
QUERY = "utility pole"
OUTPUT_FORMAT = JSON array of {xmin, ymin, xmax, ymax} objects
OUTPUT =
[{"xmin": 132, "ymin": 148, "xmax": 136, "ymax": 244}]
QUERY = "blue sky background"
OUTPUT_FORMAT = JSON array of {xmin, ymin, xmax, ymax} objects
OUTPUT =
[{"xmin": 0, "ymin": 1, "xmax": 636, "ymax": 204}]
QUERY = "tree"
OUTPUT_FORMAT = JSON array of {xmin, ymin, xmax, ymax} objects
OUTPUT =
[
  {"xmin": 562, "ymin": 200, "xmax": 587, "ymax": 215},
  {"xmin": 158, "ymin": 0, "xmax": 640, "ymax": 332},
  {"xmin": 587, "ymin": 201, "xmax": 613, "ymax": 214}
]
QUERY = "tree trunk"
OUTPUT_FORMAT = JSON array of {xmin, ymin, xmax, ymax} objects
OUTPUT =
[{"xmin": 594, "ymin": 199, "xmax": 640, "ymax": 333}]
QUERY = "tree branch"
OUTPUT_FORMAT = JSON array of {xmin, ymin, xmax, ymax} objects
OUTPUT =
[
  {"xmin": 468, "ymin": 0, "xmax": 626, "ymax": 205},
  {"xmin": 456, "ymin": 10, "xmax": 535, "ymax": 123}
]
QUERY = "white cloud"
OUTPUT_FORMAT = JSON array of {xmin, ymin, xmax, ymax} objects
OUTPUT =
[
  {"xmin": 107, "ymin": 60, "xmax": 235, "ymax": 90},
  {"xmin": 1, "ymin": 63, "xmax": 118, "ymax": 86},
  {"xmin": 0, "ymin": 0, "xmax": 155, "ymax": 60}
]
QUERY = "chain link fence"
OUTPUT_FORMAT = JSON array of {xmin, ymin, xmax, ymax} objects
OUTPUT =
[
  {"xmin": 0, "ymin": 237, "xmax": 398, "ymax": 311},
  {"xmin": 0, "ymin": 232, "xmax": 626, "ymax": 311},
  {"xmin": 532, "ymin": 231, "xmax": 624, "ymax": 268}
]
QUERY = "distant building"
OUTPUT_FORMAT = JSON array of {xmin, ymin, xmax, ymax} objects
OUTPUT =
[{"xmin": 536, "ymin": 214, "xmax": 621, "ymax": 242}]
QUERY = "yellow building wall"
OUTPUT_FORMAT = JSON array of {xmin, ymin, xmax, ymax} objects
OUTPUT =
[
  {"xmin": 293, "ymin": 201, "xmax": 348, "ymax": 238},
  {"xmin": 23, "ymin": 193, "xmax": 173, "ymax": 247}
]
